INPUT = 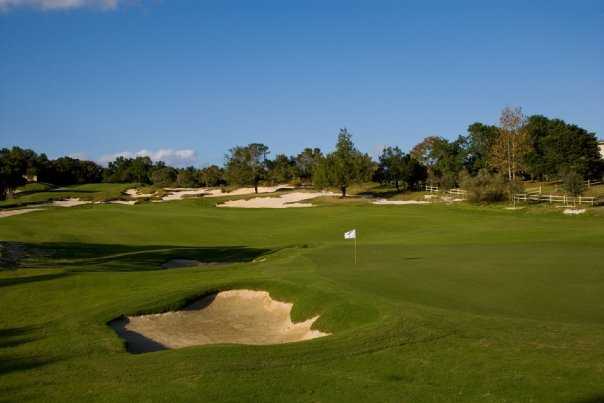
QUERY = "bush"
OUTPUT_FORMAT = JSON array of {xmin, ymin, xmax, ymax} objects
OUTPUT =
[
  {"xmin": 461, "ymin": 169, "xmax": 508, "ymax": 203},
  {"xmin": 560, "ymin": 169, "xmax": 585, "ymax": 196}
]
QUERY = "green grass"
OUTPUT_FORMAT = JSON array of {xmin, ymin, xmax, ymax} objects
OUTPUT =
[
  {"xmin": 0, "ymin": 183, "xmax": 137, "ymax": 208},
  {"xmin": 0, "ymin": 199, "xmax": 603, "ymax": 402}
]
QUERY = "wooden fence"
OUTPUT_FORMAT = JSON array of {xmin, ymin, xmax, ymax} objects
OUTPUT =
[
  {"xmin": 514, "ymin": 193, "xmax": 600, "ymax": 206},
  {"xmin": 425, "ymin": 185, "xmax": 439, "ymax": 192}
]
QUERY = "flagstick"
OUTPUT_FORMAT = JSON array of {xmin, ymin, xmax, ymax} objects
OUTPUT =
[{"xmin": 354, "ymin": 231, "xmax": 357, "ymax": 264}]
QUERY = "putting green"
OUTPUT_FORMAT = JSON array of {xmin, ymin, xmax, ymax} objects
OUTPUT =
[{"xmin": 0, "ymin": 199, "xmax": 603, "ymax": 402}]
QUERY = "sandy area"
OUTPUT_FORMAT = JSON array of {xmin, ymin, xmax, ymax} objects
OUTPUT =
[
  {"xmin": 107, "ymin": 200, "xmax": 137, "ymax": 205},
  {"xmin": 0, "ymin": 208, "xmax": 45, "ymax": 218},
  {"xmin": 51, "ymin": 198, "xmax": 92, "ymax": 207},
  {"xmin": 563, "ymin": 208, "xmax": 586, "ymax": 215},
  {"xmin": 125, "ymin": 189, "xmax": 155, "ymax": 198},
  {"xmin": 372, "ymin": 199, "xmax": 430, "ymax": 205},
  {"xmin": 218, "ymin": 191, "xmax": 336, "ymax": 208},
  {"xmin": 110, "ymin": 289, "xmax": 329, "ymax": 353}
]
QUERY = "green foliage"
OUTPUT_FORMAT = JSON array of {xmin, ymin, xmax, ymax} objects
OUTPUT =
[
  {"xmin": 224, "ymin": 143, "xmax": 270, "ymax": 192},
  {"xmin": 376, "ymin": 146, "xmax": 427, "ymax": 191},
  {"xmin": 524, "ymin": 115, "xmax": 603, "ymax": 180},
  {"xmin": 151, "ymin": 167, "xmax": 178, "ymax": 187},
  {"xmin": 460, "ymin": 169, "xmax": 508, "ymax": 202},
  {"xmin": 266, "ymin": 154, "xmax": 295, "ymax": 184},
  {"xmin": 560, "ymin": 169, "xmax": 586, "ymax": 196},
  {"xmin": 198, "ymin": 165, "xmax": 225, "ymax": 187},
  {"xmin": 314, "ymin": 129, "xmax": 374, "ymax": 196},
  {"xmin": 294, "ymin": 147, "xmax": 322, "ymax": 183},
  {"xmin": 176, "ymin": 167, "xmax": 200, "ymax": 188},
  {"xmin": 465, "ymin": 122, "xmax": 499, "ymax": 173}
]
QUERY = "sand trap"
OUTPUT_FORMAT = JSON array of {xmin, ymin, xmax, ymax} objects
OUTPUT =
[
  {"xmin": 505, "ymin": 207, "xmax": 525, "ymax": 210},
  {"xmin": 107, "ymin": 200, "xmax": 137, "ymax": 205},
  {"xmin": 125, "ymin": 189, "xmax": 155, "ymax": 198},
  {"xmin": 51, "ymin": 198, "xmax": 91, "ymax": 207},
  {"xmin": 0, "ymin": 208, "xmax": 45, "ymax": 218},
  {"xmin": 110, "ymin": 289, "xmax": 329, "ymax": 353},
  {"xmin": 372, "ymin": 199, "xmax": 430, "ymax": 205},
  {"xmin": 563, "ymin": 208, "xmax": 586, "ymax": 215},
  {"xmin": 161, "ymin": 188, "xmax": 211, "ymax": 201},
  {"xmin": 218, "ymin": 191, "xmax": 336, "ymax": 208}
]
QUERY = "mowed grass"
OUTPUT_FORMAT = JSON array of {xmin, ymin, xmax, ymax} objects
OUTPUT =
[{"xmin": 0, "ymin": 199, "xmax": 603, "ymax": 402}]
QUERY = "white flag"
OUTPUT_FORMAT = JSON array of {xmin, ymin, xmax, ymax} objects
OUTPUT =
[{"xmin": 344, "ymin": 229, "xmax": 356, "ymax": 239}]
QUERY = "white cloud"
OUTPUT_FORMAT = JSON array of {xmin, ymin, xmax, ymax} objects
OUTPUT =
[
  {"xmin": 99, "ymin": 148, "xmax": 198, "ymax": 168},
  {"xmin": 0, "ymin": 0, "xmax": 122, "ymax": 11}
]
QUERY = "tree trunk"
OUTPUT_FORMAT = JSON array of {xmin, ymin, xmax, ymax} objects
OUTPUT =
[
  {"xmin": 341, "ymin": 186, "xmax": 346, "ymax": 198},
  {"xmin": 395, "ymin": 180, "xmax": 399, "ymax": 191},
  {"xmin": 254, "ymin": 182, "xmax": 258, "ymax": 194}
]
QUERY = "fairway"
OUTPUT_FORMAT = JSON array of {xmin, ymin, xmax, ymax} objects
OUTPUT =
[{"xmin": 1, "ymin": 200, "xmax": 603, "ymax": 402}]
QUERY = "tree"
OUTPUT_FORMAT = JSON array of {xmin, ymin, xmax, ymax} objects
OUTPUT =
[
  {"xmin": 524, "ymin": 115, "xmax": 603, "ymax": 180},
  {"xmin": 151, "ymin": 167, "xmax": 177, "ymax": 187},
  {"xmin": 176, "ymin": 167, "xmax": 199, "ymax": 188},
  {"xmin": 224, "ymin": 143, "xmax": 270, "ymax": 193},
  {"xmin": 199, "ymin": 165, "xmax": 224, "ymax": 187},
  {"xmin": 294, "ymin": 148, "xmax": 322, "ymax": 183},
  {"xmin": 314, "ymin": 129, "xmax": 373, "ymax": 197},
  {"xmin": 489, "ymin": 106, "xmax": 529, "ymax": 182},
  {"xmin": 465, "ymin": 122, "xmax": 499, "ymax": 174},
  {"xmin": 560, "ymin": 169, "xmax": 585, "ymax": 197},
  {"xmin": 267, "ymin": 154, "xmax": 294, "ymax": 184},
  {"xmin": 0, "ymin": 147, "xmax": 28, "ymax": 200},
  {"xmin": 411, "ymin": 136, "xmax": 466, "ymax": 189}
]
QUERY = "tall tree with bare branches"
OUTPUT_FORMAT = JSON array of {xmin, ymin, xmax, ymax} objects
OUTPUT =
[{"xmin": 489, "ymin": 106, "xmax": 530, "ymax": 181}]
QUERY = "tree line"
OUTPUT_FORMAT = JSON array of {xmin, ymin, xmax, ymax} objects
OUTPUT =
[{"xmin": 1, "ymin": 107, "xmax": 602, "ymax": 200}]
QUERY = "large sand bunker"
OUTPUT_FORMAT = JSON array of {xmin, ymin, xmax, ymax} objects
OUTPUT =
[
  {"xmin": 218, "ymin": 191, "xmax": 337, "ymax": 208},
  {"xmin": 110, "ymin": 290, "xmax": 328, "ymax": 353}
]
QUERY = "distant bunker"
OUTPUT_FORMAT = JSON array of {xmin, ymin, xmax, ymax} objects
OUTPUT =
[{"xmin": 109, "ymin": 290, "xmax": 329, "ymax": 353}]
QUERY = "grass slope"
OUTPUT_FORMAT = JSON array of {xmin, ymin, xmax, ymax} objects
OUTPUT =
[{"xmin": 0, "ymin": 200, "xmax": 603, "ymax": 402}]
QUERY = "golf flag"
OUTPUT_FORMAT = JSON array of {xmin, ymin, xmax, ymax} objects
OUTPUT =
[{"xmin": 344, "ymin": 229, "xmax": 356, "ymax": 239}]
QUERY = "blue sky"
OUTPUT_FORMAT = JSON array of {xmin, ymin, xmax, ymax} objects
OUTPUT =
[{"xmin": 1, "ymin": 0, "xmax": 603, "ymax": 166}]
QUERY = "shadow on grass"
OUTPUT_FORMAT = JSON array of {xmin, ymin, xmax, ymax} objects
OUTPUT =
[
  {"xmin": 9, "ymin": 241, "xmax": 272, "ymax": 272},
  {"xmin": 0, "ymin": 272, "xmax": 70, "ymax": 288},
  {"xmin": 572, "ymin": 396, "xmax": 604, "ymax": 403},
  {"xmin": 0, "ymin": 325, "xmax": 54, "ymax": 377}
]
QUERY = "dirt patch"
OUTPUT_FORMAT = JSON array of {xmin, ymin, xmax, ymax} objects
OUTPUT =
[
  {"xmin": 0, "ymin": 208, "xmax": 45, "ymax": 218},
  {"xmin": 218, "ymin": 191, "xmax": 336, "ymax": 208},
  {"xmin": 109, "ymin": 289, "xmax": 329, "ymax": 353}
]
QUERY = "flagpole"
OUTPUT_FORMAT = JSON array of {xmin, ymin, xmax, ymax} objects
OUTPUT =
[{"xmin": 354, "ymin": 231, "xmax": 357, "ymax": 264}]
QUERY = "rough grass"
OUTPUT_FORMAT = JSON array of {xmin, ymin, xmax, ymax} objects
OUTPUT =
[
  {"xmin": 0, "ymin": 199, "xmax": 603, "ymax": 402},
  {"xmin": 0, "ymin": 183, "xmax": 137, "ymax": 208}
]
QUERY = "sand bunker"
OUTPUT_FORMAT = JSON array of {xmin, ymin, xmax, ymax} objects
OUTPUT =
[
  {"xmin": 0, "ymin": 208, "xmax": 45, "ymax": 218},
  {"xmin": 110, "ymin": 290, "xmax": 328, "ymax": 353},
  {"xmin": 563, "ymin": 208, "xmax": 586, "ymax": 215},
  {"xmin": 125, "ymin": 189, "xmax": 155, "ymax": 198},
  {"xmin": 372, "ymin": 199, "xmax": 430, "ymax": 205},
  {"xmin": 107, "ymin": 200, "xmax": 137, "ymax": 205},
  {"xmin": 218, "ymin": 191, "xmax": 336, "ymax": 208},
  {"xmin": 159, "ymin": 185, "xmax": 296, "ymax": 202},
  {"xmin": 51, "ymin": 198, "xmax": 91, "ymax": 207}
]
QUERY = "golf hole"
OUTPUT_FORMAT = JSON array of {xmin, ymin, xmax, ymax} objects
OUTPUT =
[{"xmin": 109, "ymin": 289, "xmax": 329, "ymax": 353}]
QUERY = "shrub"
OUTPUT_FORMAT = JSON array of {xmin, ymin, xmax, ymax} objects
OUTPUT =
[
  {"xmin": 560, "ymin": 169, "xmax": 585, "ymax": 196},
  {"xmin": 461, "ymin": 169, "xmax": 508, "ymax": 203}
]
